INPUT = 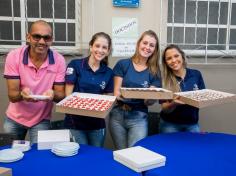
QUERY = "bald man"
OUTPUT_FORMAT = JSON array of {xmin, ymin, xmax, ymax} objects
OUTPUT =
[{"xmin": 3, "ymin": 20, "xmax": 66, "ymax": 143}]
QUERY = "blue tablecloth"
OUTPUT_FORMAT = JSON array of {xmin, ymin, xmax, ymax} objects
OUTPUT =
[
  {"xmin": 135, "ymin": 132, "xmax": 236, "ymax": 176},
  {"xmin": 0, "ymin": 144, "xmax": 141, "ymax": 176}
]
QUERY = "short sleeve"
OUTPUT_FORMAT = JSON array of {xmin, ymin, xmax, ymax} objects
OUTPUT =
[
  {"xmin": 150, "ymin": 73, "xmax": 162, "ymax": 88},
  {"xmin": 4, "ymin": 50, "xmax": 20, "ymax": 79},
  {"xmin": 113, "ymin": 59, "xmax": 129, "ymax": 78},
  {"xmin": 54, "ymin": 54, "xmax": 66, "ymax": 84},
  {"xmin": 65, "ymin": 60, "xmax": 78, "ymax": 84},
  {"xmin": 104, "ymin": 71, "xmax": 114, "ymax": 93},
  {"xmin": 198, "ymin": 71, "xmax": 206, "ymax": 89}
]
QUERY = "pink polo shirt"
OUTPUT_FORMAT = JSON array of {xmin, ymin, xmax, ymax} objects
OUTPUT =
[{"xmin": 4, "ymin": 46, "xmax": 66, "ymax": 127}]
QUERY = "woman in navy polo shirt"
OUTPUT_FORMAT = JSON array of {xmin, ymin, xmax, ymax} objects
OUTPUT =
[
  {"xmin": 64, "ymin": 32, "xmax": 113, "ymax": 147},
  {"xmin": 109, "ymin": 30, "xmax": 162, "ymax": 149},
  {"xmin": 160, "ymin": 44, "xmax": 205, "ymax": 133}
]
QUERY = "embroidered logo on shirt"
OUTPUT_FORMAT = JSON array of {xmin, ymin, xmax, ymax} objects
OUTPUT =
[
  {"xmin": 141, "ymin": 81, "xmax": 149, "ymax": 88},
  {"xmin": 100, "ymin": 81, "xmax": 106, "ymax": 90},
  {"xmin": 193, "ymin": 83, "xmax": 199, "ymax": 90},
  {"xmin": 66, "ymin": 67, "xmax": 74, "ymax": 75}
]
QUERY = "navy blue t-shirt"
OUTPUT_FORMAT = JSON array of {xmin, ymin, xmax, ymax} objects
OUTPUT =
[
  {"xmin": 65, "ymin": 57, "xmax": 114, "ymax": 130},
  {"xmin": 160, "ymin": 68, "xmax": 205, "ymax": 124},
  {"xmin": 113, "ymin": 58, "xmax": 162, "ymax": 113}
]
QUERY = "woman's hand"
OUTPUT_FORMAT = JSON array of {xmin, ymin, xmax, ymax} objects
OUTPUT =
[{"xmin": 144, "ymin": 99, "xmax": 157, "ymax": 106}]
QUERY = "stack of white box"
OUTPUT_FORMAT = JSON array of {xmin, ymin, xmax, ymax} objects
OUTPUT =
[
  {"xmin": 37, "ymin": 130, "xmax": 71, "ymax": 150},
  {"xmin": 113, "ymin": 146, "xmax": 166, "ymax": 172}
]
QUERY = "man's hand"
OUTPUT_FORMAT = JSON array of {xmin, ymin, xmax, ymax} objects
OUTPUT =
[
  {"xmin": 42, "ymin": 89, "xmax": 54, "ymax": 101},
  {"xmin": 21, "ymin": 87, "xmax": 37, "ymax": 102}
]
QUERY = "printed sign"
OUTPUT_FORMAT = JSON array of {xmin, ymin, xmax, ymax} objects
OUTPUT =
[{"xmin": 112, "ymin": 17, "xmax": 138, "ymax": 57}]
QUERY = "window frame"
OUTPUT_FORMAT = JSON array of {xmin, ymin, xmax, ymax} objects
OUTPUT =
[
  {"xmin": 166, "ymin": 0, "xmax": 236, "ymax": 59},
  {"xmin": 0, "ymin": 0, "xmax": 81, "ymax": 54}
]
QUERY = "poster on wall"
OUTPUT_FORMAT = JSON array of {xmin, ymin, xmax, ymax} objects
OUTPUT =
[
  {"xmin": 113, "ymin": 0, "xmax": 139, "ymax": 8},
  {"xmin": 112, "ymin": 17, "xmax": 138, "ymax": 57}
]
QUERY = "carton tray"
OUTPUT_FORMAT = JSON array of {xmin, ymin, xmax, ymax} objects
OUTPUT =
[
  {"xmin": 120, "ymin": 87, "xmax": 173, "ymax": 100},
  {"xmin": 56, "ymin": 92, "xmax": 116, "ymax": 118},
  {"xmin": 174, "ymin": 89, "xmax": 236, "ymax": 108},
  {"xmin": 0, "ymin": 167, "xmax": 12, "ymax": 176}
]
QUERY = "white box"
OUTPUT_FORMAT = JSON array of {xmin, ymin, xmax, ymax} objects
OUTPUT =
[
  {"xmin": 56, "ymin": 92, "xmax": 116, "ymax": 118},
  {"xmin": 37, "ymin": 130, "xmax": 70, "ymax": 150},
  {"xmin": 113, "ymin": 146, "xmax": 166, "ymax": 172}
]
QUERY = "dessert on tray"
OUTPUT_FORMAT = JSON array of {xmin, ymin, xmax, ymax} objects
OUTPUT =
[
  {"xmin": 174, "ymin": 89, "xmax": 236, "ymax": 108},
  {"xmin": 56, "ymin": 92, "xmax": 116, "ymax": 118},
  {"xmin": 120, "ymin": 87, "xmax": 173, "ymax": 100}
]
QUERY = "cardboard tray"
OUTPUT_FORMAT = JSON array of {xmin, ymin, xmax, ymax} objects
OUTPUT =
[
  {"xmin": 0, "ymin": 167, "xmax": 12, "ymax": 176},
  {"xmin": 174, "ymin": 89, "xmax": 236, "ymax": 108},
  {"xmin": 120, "ymin": 87, "xmax": 173, "ymax": 100},
  {"xmin": 113, "ymin": 146, "xmax": 166, "ymax": 172},
  {"xmin": 56, "ymin": 92, "xmax": 116, "ymax": 118}
]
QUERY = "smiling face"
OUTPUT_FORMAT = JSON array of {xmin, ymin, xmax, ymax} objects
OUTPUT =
[
  {"xmin": 164, "ymin": 48, "xmax": 185, "ymax": 73},
  {"xmin": 27, "ymin": 22, "xmax": 53, "ymax": 56},
  {"xmin": 138, "ymin": 35, "xmax": 157, "ymax": 59},
  {"xmin": 89, "ymin": 36, "xmax": 110, "ymax": 62}
]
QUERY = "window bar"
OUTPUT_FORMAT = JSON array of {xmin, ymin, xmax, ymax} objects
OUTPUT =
[
  {"xmin": 11, "ymin": 0, "xmax": 15, "ymax": 41},
  {"xmin": 75, "ymin": 0, "xmax": 81, "ymax": 48},
  {"xmin": 39, "ymin": 0, "xmax": 41, "ymax": 19},
  {"xmin": 66, "ymin": 0, "xmax": 68, "ymax": 42},
  {"xmin": 194, "ymin": 0, "xmax": 198, "ymax": 49},
  {"xmin": 183, "ymin": 0, "xmax": 187, "ymax": 48},
  {"xmin": 171, "ymin": 0, "xmax": 175, "ymax": 44},
  {"xmin": 225, "ymin": 0, "xmax": 232, "ymax": 51},
  {"xmin": 52, "ymin": 0, "xmax": 55, "ymax": 41},
  {"xmin": 205, "ymin": 1, "xmax": 210, "ymax": 63},
  {"xmin": 22, "ymin": 0, "xmax": 27, "ymax": 44},
  {"xmin": 216, "ymin": 0, "xmax": 221, "ymax": 45}
]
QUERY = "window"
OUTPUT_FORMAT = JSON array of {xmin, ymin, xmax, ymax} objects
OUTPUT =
[
  {"xmin": 167, "ymin": 0, "xmax": 236, "ymax": 59},
  {"xmin": 0, "ymin": 0, "xmax": 81, "ymax": 53}
]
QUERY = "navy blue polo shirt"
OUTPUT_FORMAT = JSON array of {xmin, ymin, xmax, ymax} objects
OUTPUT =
[
  {"xmin": 65, "ymin": 57, "xmax": 114, "ymax": 130},
  {"xmin": 160, "ymin": 68, "xmax": 206, "ymax": 124},
  {"xmin": 113, "ymin": 58, "xmax": 162, "ymax": 113}
]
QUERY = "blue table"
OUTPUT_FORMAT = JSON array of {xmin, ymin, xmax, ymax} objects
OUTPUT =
[
  {"xmin": 0, "ymin": 144, "xmax": 141, "ymax": 176},
  {"xmin": 135, "ymin": 132, "xmax": 236, "ymax": 176}
]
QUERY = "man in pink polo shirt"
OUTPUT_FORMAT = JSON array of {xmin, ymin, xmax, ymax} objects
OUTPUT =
[{"xmin": 3, "ymin": 20, "xmax": 66, "ymax": 143}]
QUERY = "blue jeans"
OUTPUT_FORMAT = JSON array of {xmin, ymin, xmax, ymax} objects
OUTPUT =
[
  {"xmin": 109, "ymin": 106, "xmax": 148, "ymax": 149},
  {"xmin": 70, "ymin": 129, "xmax": 106, "ymax": 147},
  {"xmin": 160, "ymin": 119, "xmax": 200, "ymax": 133},
  {"xmin": 3, "ymin": 117, "xmax": 50, "ymax": 144}
]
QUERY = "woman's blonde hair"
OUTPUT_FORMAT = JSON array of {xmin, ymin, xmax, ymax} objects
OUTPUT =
[
  {"xmin": 131, "ymin": 30, "xmax": 160, "ymax": 77},
  {"xmin": 162, "ymin": 44, "xmax": 187, "ymax": 92}
]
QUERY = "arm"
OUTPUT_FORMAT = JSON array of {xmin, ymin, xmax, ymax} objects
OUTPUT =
[
  {"xmin": 161, "ymin": 96, "xmax": 185, "ymax": 113},
  {"xmin": 161, "ymin": 101, "xmax": 178, "ymax": 113},
  {"xmin": 52, "ymin": 84, "xmax": 65, "ymax": 102},
  {"xmin": 7, "ymin": 79, "xmax": 36, "ymax": 102},
  {"xmin": 6, "ymin": 79, "xmax": 23, "ymax": 103},
  {"xmin": 65, "ymin": 84, "xmax": 74, "ymax": 96},
  {"xmin": 114, "ymin": 76, "xmax": 123, "ymax": 100}
]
